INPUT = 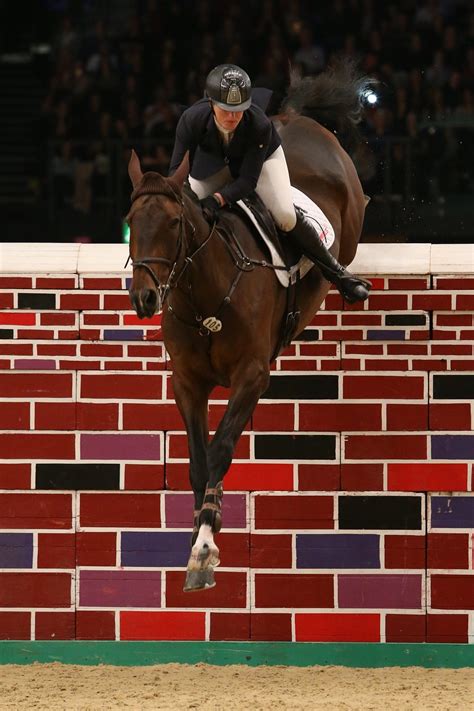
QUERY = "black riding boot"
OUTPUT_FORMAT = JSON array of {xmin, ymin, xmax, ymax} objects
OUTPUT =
[{"xmin": 288, "ymin": 207, "xmax": 371, "ymax": 303}]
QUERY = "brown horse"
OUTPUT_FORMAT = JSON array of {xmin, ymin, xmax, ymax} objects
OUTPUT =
[{"xmin": 127, "ymin": 63, "xmax": 371, "ymax": 590}]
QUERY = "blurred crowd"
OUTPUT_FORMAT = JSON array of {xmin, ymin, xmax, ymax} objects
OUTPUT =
[{"xmin": 39, "ymin": 0, "xmax": 473, "ymax": 213}]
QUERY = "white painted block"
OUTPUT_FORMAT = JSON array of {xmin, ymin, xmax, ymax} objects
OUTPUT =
[
  {"xmin": 430, "ymin": 244, "xmax": 474, "ymax": 274},
  {"xmin": 0, "ymin": 243, "xmax": 80, "ymax": 273},
  {"xmin": 350, "ymin": 243, "xmax": 431, "ymax": 275},
  {"xmin": 77, "ymin": 244, "xmax": 131, "ymax": 274}
]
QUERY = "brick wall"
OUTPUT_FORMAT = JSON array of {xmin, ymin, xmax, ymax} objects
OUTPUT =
[{"xmin": 0, "ymin": 245, "xmax": 472, "ymax": 643}]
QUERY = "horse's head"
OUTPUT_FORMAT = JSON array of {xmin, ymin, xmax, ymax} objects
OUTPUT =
[{"xmin": 127, "ymin": 150, "xmax": 186, "ymax": 318}]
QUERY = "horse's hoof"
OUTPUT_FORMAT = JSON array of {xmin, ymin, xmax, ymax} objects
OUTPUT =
[
  {"xmin": 183, "ymin": 567, "xmax": 216, "ymax": 592},
  {"xmin": 188, "ymin": 542, "xmax": 220, "ymax": 571}
]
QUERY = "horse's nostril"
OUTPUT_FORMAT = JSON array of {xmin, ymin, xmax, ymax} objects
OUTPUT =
[{"xmin": 144, "ymin": 289, "xmax": 157, "ymax": 307}]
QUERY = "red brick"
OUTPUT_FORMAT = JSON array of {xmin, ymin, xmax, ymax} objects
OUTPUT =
[
  {"xmin": 0, "ymin": 493, "xmax": 72, "ymax": 529},
  {"xmin": 18, "ymin": 329, "xmax": 54, "ymax": 339},
  {"xmin": 83, "ymin": 313, "xmax": 119, "ymax": 325},
  {"xmin": 341, "ymin": 464, "xmax": 384, "ymax": 491},
  {"xmin": 323, "ymin": 293, "xmax": 343, "ymax": 310},
  {"xmin": 83, "ymin": 277, "xmax": 122, "ymax": 289},
  {"xmin": 210, "ymin": 612, "xmax": 250, "ymax": 640},
  {"xmin": 0, "ymin": 433, "xmax": 75, "ymax": 459},
  {"xmin": 76, "ymin": 532, "xmax": 117, "ymax": 566},
  {"xmin": 387, "ymin": 344, "xmax": 428, "ymax": 355},
  {"xmin": 123, "ymin": 403, "xmax": 182, "ymax": 430},
  {"xmin": 389, "ymin": 278, "xmax": 428, "ymax": 290},
  {"xmin": 0, "ymin": 372, "xmax": 72, "ymax": 398},
  {"xmin": 387, "ymin": 463, "xmax": 468, "ymax": 491},
  {"xmin": 37, "ymin": 344, "xmax": 77, "ymax": 356},
  {"xmin": 431, "ymin": 343, "xmax": 472, "ymax": 355},
  {"xmin": 250, "ymin": 613, "xmax": 292, "ymax": 640},
  {"xmin": 456, "ymin": 294, "xmax": 474, "ymax": 310},
  {"xmin": 412, "ymin": 359, "xmax": 448, "ymax": 371},
  {"xmin": 250, "ymin": 534, "xmax": 292, "ymax": 568},
  {"xmin": 255, "ymin": 573, "xmax": 333, "ymax": 608},
  {"xmin": 166, "ymin": 571, "xmax": 247, "ymax": 608},
  {"xmin": 429, "ymin": 403, "xmax": 471, "ymax": 430},
  {"xmin": 165, "ymin": 463, "xmax": 191, "ymax": 490},
  {"xmin": 80, "ymin": 493, "xmax": 161, "ymax": 528},
  {"xmin": 252, "ymin": 403, "xmax": 296, "ymax": 431},
  {"xmin": 386, "ymin": 404, "xmax": 428, "ymax": 430},
  {"xmin": 345, "ymin": 434, "xmax": 427, "ymax": 460},
  {"xmin": 298, "ymin": 463, "xmax": 340, "ymax": 490},
  {"xmin": 426, "ymin": 614, "xmax": 468, "ymax": 643},
  {"xmin": 60, "ymin": 293, "xmax": 100, "ymax": 310},
  {"xmin": 344, "ymin": 344, "xmax": 384, "ymax": 355},
  {"xmin": 103, "ymin": 294, "xmax": 131, "ymax": 309},
  {"xmin": 124, "ymin": 464, "xmax": 165, "ymax": 490},
  {"xmin": 77, "ymin": 403, "xmax": 119, "ymax": 430},
  {"xmin": 208, "ymin": 404, "xmax": 230, "ymax": 429},
  {"xmin": 254, "ymin": 494, "xmax": 334, "ymax": 529},
  {"xmin": 168, "ymin": 432, "xmax": 250, "ymax": 459},
  {"xmin": 0, "ymin": 463, "xmax": 31, "ymax": 489},
  {"xmin": 0, "ymin": 343, "xmax": 32, "ymax": 355},
  {"xmin": 76, "ymin": 611, "xmax": 116, "ymax": 640},
  {"xmin": 436, "ymin": 313, "xmax": 472, "ymax": 326},
  {"xmin": 80, "ymin": 373, "xmax": 163, "ymax": 400},
  {"xmin": 35, "ymin": 402, "xmax": 76, "ymax": 430},
  {"xmin": 0, "ymin": 277, "xmax": 31, "ymax": 288},
  {"xmin": 80, "ymin": 343, "xmax": 123, "ymax": 357},
  {"xmin": 0, "ymin": 612, "xmax": 31, "ymax": 640},
  {"xmin": 299, "ymin": 343, "xmax": 338, "ymax": 356},
  {"xmin": 432, "ymin": 329, "xmax": 456, "ymax": 340},
  {"xmin": 428, "ymin": 533, "xmax": 469, "ymax": 570},
  {"xmin": 460, "ymin": 329, "xmax": 474, "ymax": 339},
  {"xmin": 59, "ymin": 360, "xmax": 100, "ymax": 370},
  {"xmin": 368, "ymin": 294, "xmax": 408, "ymax": 310},
  {"xmin": 341, "ymin": 314, "xmax": 381, "ymax": 326},
  {"xmin": 127, "ymin": 344, "xmax": 164, "ymax": 358},
  {"xmin": 322, "ymin": 329, "xmax": 364, "ymax": 341},
  {"xmin": 79, "ymin": 328, "xmax": 101, "ymax": 340},
  {"xmin": 299, "ymin": 403, "xmax": 382, "ymax": 432},
  {"xmin": 124, "ymin": 313, "xmax": 161, "ymax": 326},
  {"xmin": 40, "ymin": 312, "xmax": 76, "ymax": 326},
  {"xmin": 0, "ymin": 312, "xmax": 35, "ymax": 325},
  {"xmin": 385, "ymin": 535, "xmax": 425, "ymax": 569},
  {"xmin": 436, "ymin": 278, "xmax": 474, "ymax": 289},
  {"xmin": 121, "ymin": 611, "xmax": 205, "ymax": 641},
  {"xmin": 38, "ymin": 533, "xmax": 75, "ymax": 568},
  {"xmin": 296, "ymin": 613, "xmax": 380, "ymax": 642},
  {"xmin": 412, "ymin": 294, "xmax": 452, "ymax": 310},
  {"xmin": 36, "ymin": 277, "xmax": 76, "ymax": 288},
  {"xmin": 224, "ymin": 462, "xmax": 293, "ymax": 491},
  {"xmin": 35, "ymin": 612, "xmax": 75, "ymax": 640},
  {"xmin": 0, "ymin": 573, "xmax": 71, "ymax": 607},
  {"xmin": 104, "ymin": 361, "xmax": 142, "ymax": 370},
  {"xmin": 451, "ymin": 360, "xmax": 474, "ymax": 371},
  {"xmin": 0, "ymin": 293, "xmax": 13, "ymax": 308},
  {"xmin": 0, "ymin": 401, "xmax": 30, "ymax": 429},
  {"xmin": 343, "ymin": 374, "xmax": 425, "ymax": 400},
  {"xmin": 385, "ymin": 614, "xmax": 425, "ymax": 642},
  {"xmin": 217, "ymin": 533, "xmax": 249, "ymax": 567},
  {"xmin": 364, "ymin": 359, "xmax": 410, "ymax": 371},
  {"xmin": 430, "ymin": 574, "xmax": 474, "ymax": 609}
]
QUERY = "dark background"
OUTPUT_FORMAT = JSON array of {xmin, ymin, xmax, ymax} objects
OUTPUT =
[{"xmin": 0, "ymin": 0, "xmax": 472, "ymax": 244}]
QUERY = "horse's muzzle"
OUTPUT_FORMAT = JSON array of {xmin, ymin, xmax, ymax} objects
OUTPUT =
[{"xmin": 129, "ymin": 287, "xmax": 161, "ymax": 319}]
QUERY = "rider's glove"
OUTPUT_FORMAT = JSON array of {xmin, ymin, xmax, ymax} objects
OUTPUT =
[{"xmin": 200, "ymin": 194, "xmax": 221, "ymax": 223}]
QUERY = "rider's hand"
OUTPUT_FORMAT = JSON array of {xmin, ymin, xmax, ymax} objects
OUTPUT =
[{"xmin": 200, "ymin": 194, "xmax": 221, "ymax": 223}]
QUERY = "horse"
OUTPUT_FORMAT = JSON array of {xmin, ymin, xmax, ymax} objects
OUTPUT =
[{"xmin": 126, "ymin": 61, "xmax": 372, "ymax": 591}]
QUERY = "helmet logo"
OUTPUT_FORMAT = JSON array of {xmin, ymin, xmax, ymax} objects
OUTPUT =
[{"xmin": 221, "ymin": 69, "xmax": 245, "ymax": 105}]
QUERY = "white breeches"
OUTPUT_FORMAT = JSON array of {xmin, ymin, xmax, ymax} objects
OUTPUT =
[{"xmin": 188, "ymin": 145, "xmax": 297, "ymax": 232}]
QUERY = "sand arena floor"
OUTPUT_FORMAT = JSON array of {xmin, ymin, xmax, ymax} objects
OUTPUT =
[{"xmin": 0, "ymin": 662, "xmax": 472, "ymax": 710}]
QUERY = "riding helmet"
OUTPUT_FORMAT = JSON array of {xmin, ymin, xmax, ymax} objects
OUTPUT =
[{"xmin": 205, "ymin": 64, "xmax": 252, "ymax": 112}]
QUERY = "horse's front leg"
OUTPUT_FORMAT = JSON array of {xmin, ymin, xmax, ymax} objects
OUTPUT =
[
  {"xmin": 195, "ymin": 360, "xmax": 270, "ymax": 567},
  {"xmin": 172, "ymin": 372, "xmax": 215, "ymax": 591}
]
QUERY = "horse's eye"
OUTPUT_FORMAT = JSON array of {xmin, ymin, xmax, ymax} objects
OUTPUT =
[{"xmin": 169, "ymin": 217, "xmax": 180, "ymax": 229}]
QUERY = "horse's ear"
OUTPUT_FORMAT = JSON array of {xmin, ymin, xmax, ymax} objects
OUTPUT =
[
  {"xmin": 128, "ymin": 149, "xmax": 143, "ymax": 188},
  {"xmin": 169, "ymin": 151, "xmax": 190, "ymax": 193}
]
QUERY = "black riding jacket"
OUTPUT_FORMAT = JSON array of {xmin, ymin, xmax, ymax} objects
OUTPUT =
[{"xmin": 169, "ymin": 98, "xmax": 281, "ymax": 205}]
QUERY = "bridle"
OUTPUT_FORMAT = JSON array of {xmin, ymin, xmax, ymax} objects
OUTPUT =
[{"xmin": 125, "ymin": 185, "xmax": 216, "ymax": 309}]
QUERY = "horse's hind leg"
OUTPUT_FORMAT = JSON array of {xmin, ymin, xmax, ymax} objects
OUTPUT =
[{"xmin": 172, "ymin": 373, "xmax": 215, "ymax": 591}]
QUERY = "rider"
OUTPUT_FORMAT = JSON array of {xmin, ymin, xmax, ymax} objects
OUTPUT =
[{"xmin": 169, "ymin": 64, "xmax": 370, "ymax": 303}]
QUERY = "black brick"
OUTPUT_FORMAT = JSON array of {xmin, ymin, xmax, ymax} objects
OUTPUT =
[
  {"xmin": 262, "ymin": 375, "xmax": 338, "ymax": 400},
  {"xmin": 385, "ymin": 314, "xmax": 426, "ymax": 326},
  {"xmin": 0, "ymin": 330, "xmax": 14, "ymax": 339},
  {"xmin": 294, "ymin": 329, "xmax": 319, "ymax": 341},
  {"xmin": 36, "ymin": 463, "xmax": 120, "ymax": 490},
  {"xmin": 18, "ymin": 293, "xmax": 56, "ymax": 310},
  {"xmin": 339, "ymin": 495, "xmax": 422, "ymax": 530},
  {"xmin": 433, "ymin": 374, "xmax": 474, "ymax": 400},
  {"xmin": 255, "ymin": 434, "xmax": 336, "ymax": 460}
]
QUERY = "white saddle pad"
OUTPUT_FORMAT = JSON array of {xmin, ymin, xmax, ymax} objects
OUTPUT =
[{"xmin": 236, "ymin": 186, "xmax": 335, "ymax": 288}]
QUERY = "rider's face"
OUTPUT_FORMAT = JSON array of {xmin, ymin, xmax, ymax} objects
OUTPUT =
[{"xmin": 212, "ymin": 103, "xmax": 244, "ymax": 131}]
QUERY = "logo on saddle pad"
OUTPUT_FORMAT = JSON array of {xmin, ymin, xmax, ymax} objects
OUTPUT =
[{"xmin": 203, "ymin": 316, "xmax": 222, "ymax": 333}]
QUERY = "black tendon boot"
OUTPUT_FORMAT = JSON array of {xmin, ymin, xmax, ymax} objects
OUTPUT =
[{"xmin": 289, "ymin": 207, "xmax": 371, "ymax": 303}]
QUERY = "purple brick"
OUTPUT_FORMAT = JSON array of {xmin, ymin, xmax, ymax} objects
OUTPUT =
[
  {"xmin": 431, "ymin": 435, "xmax": 474, "ymax": 460},
  {"xmin": 367, "ymin": 330, "xmax": 405, "ymax": 341},
  {"xmin": 14, "ymin": 359, "xmax": 56, "ymax": 370},
  {"xmin": 296, "ymin": 534, "xmax": 380, "ymax": 569},
  {"xmin": 104, "ymin": 329, "xmax": 143, "ymax": 340},
  {"xmin": 165, "ymin": 493, "xmax": 247, "ymax": 529},
  {"xmin": 81, "ymin": 434, "xmax": 162, "ymax": 461},
  {"xmin": 79, "ymin": 570, "xmax": 162, "ymax": 607},
  {"xmin": 339, "ymin": 574, "xmax": 422, "ymax": 609},
  {"xmin": 431, "ymin": 496, "xmax": 474, "ymax": 529},
  {"xmin": 0, "ymin": 533, "xmax": 33, "ymax": 568},
  {"xmin": 121, "ymin": 532, "xmax": 189, "ymax": 567}
]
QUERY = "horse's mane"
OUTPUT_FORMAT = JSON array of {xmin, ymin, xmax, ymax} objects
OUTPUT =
[{"xmin": 131, "ymin": 171, "xmax": 182, "ymax": 203}]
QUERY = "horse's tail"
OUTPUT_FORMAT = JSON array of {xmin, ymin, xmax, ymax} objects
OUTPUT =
[{"xmin": 281, "ymin": 58, "xmax": 376, "ymax": 170}]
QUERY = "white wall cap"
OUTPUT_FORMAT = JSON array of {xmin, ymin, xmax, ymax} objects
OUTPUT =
[
  {"xmin": 430, "ymin": 244, "xmax": 474, "ymax": 274},
  {"xmin": 0, "ymin": 243, "xmax": 80, "ymax": 273},
  {"xmin": 350, "ymin": 243, "xmax": 431, "ymax": 275},
  {"xmin": 77, "ymin": 243, "xmax": 131, "ymax": 274}
]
